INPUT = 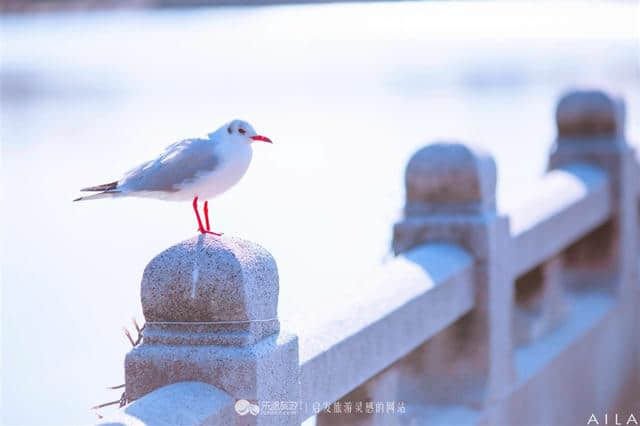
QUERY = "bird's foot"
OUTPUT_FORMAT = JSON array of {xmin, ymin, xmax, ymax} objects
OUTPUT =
[{"xmin": 198, "ymin": 228, "xmax": 223, "ymax": 237}]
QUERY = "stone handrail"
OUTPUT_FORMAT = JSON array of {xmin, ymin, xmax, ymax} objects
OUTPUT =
[
  {"xmin": 298, "ymin": 243, "xmax": 474, "ymax": 410},
  {"xmin": 102, "ymin": 382, "xmax": 235, "ymax": 426},
  {"xmin": 100, "ymin": 89, "xmax": 639, "ymax": 426},
  {"xmin": 508, "ymin": 163, "xmax": 611, "ymax": 277}
]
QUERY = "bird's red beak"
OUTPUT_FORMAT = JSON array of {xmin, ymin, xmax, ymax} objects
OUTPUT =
[{"xmin": 251, "ymin": 135, "xmax": 273, "ymax": 143}]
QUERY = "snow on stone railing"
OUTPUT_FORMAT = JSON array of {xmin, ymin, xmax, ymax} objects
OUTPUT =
[{"xmin": 100, "ymin": 89, "xmax": 639, "ymax": 426}]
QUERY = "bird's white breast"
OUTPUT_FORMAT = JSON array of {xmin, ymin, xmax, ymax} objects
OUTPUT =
[{"xmin": 173, "ymin": 141, "xmax": 253, "ymax": 201}]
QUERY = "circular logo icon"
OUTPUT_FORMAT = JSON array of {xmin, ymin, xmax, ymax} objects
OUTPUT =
[
  {"xmin": 235, "ymin": 399, "xmax": 260, "ymax": 416},
  {"xmin": 235, "ymin": 399, "xmax": 251, "ymax": 415},
  {"xmin": 249, "ymin": 404, "xmax": 260, "ymax": 416}
]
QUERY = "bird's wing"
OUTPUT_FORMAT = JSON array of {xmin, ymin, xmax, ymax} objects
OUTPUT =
[{"xmin": 119, "ymin": 138, "xmax": 220, "ymax": 193}]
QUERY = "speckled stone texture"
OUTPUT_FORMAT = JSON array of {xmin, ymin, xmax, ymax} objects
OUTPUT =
[
  {"xmin": 390, "ymin": 141, "xmax": 514, "ymax": 410},
  {"xmin": 140, "ymin": 235, "xmax": 279, "ymax": 346},
  {"xmin": 404, "ymin": 142, "xmax": 496, "ymax": 216},
  {"xmin": 549, "ymin": 89, "xmax": 635, "ymax": 296},
  {"xmin": 142, "ymin": 235, "xmax": 278, "ymax": 322},
  {"xmin": 550, "ymin": 90, "xmax": 629, "ymax": 197},
  {"xmin": 125, "ymin": 333, "xmax": 299, "ymax": 408},
  {"xmin": 98, "ymin": 382, "xmax": 236, "ymax": 426},
  {"xmin": 125, "ymin": 235, "xmax": 300, "ymax": 425},
  {"xmin": 394, "ymin": 142, "xmax": 498, "ymax": 255}
]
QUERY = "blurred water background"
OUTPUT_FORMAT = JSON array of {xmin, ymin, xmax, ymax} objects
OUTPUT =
[{"xmin": 1, "ymin": 1, "xmax": 639, "ymax": 424}]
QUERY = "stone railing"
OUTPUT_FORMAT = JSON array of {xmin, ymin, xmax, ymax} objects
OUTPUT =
[{"xmin": 100, "ymin": 89, "xmax": 639, "ymax": 426}]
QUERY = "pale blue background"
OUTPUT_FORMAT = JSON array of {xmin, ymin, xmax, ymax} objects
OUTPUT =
[{"xmin": 2, "ymin": 2, "xmax": 639, "ymax": 424}]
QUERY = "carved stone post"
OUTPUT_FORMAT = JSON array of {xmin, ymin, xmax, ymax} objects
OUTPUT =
[
  {"xmin": 318, "ymin": 143, "xmax": 515, "ymax": 426},
  {"xmin": 548, "ymin": 89, "xmax": 639, "ymax": 403},
  {"xmin": 392, "ymin": 142, "xmax": 515, "ymax": 410},
  {"xmin": 125, "ymin": 235, "xmax": 300, "ymax": 425},
  {"xmin": 549, "ymin": 90, "xmax": 637, "ymax": 293}
]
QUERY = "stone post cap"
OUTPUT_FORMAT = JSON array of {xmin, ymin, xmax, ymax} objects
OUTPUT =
[
  {"xmin": 404, "ymin": 142, "xmax": 497, "ymax": 215},
  {"xmin": 556, "ymin": 89, "xmax": 625, "ymax": 140},
  {"xmin": 140, "ymin": 235, "xmax": 279, "ymax": 346}
]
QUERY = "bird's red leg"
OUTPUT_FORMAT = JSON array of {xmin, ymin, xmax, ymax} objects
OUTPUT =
[
  {"xmin": 192, "ymin": 196, "xmax": 206, "ymax": 234},
  {"xmin": 204, "ymin": 201, "xmax": 211, "ymax": 231},
  {"xmin": 203, "ymin": 201, "xmax": 223, "ymax": 236}
]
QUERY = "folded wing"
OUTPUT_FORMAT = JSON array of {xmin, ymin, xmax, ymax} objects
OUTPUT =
[{"xmin": 119, "ymin": 138, "xmax": 219, "ymax": 193}]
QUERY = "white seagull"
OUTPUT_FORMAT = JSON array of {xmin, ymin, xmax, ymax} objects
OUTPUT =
[{"xmin": 74, "ymin": 119, "xmax": 272, "ymax": 235}]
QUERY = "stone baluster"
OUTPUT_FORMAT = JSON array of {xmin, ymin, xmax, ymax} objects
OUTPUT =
[
  {"xmin": 318, "ymin": 142, "xmax": 514, "ymax": 426},
  {"xmin": 548, "ymin": 90, "xmax": 637, "ymax": 295},
  {"xmin": 393, "ymin": 143, "xmax": 515, "ymax": 411},
  {"xmin": 124, "ymin": 235, "xmax": 300, "ymax": 426},
  {"xmin": 548, "ymin": 89, "xmax": 639, "ymax": 402}
]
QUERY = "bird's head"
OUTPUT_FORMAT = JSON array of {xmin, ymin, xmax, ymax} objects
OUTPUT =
[{"xmin": 224, "ymin": 119, "xmax": 272, "ymax": 144}]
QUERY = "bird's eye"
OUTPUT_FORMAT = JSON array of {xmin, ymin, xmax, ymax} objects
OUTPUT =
[
  {"xmin": 238, "ymin": 128, "xmax": 246, "ymax": 135},
  {"xmin": 227, "ymin": 127, "xmax": 232, "ymax": 134}
]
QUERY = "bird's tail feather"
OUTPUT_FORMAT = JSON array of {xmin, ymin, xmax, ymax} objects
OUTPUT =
[
  {"xmin": 73, "ymin": 191, "xmax": 121, "ymax": 202},
  {"xmin": 81, "ymin": 181, "xmax": 118, "ymax": 192}
]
